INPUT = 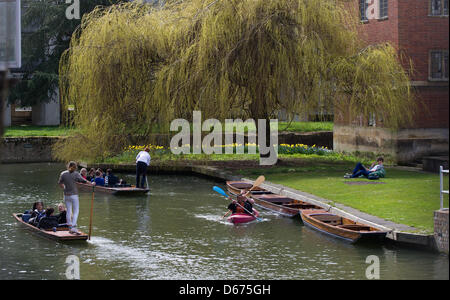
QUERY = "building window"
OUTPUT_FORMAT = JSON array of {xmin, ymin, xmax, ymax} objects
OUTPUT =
[
  {"xmin": 360, "ymin": 0, "xmax": 368, "ymax": 21},
  {"xmin": 379, "ymin": 0, "xmax": 388, "ymax": 19},
  {"xmin": 429, "ymin": 50, "xmax": 449, "ymax": 81},
  {"xmin": 430, "ymin": 0, "xmax": 449, "ymax": 16}
]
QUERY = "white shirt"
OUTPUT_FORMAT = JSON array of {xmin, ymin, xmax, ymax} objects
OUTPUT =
[
  {"xmin": 369, "ymin": 164, "xmax": 382, "ymax": 172},
  {"xmin": 136, "ymin": 151, "xmax": 151, "ymax": 166}
]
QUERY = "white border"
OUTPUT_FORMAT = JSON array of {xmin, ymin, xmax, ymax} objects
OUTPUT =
[{"xmin": 0, "ymin": 0, "xmax": 21, "ymax": 70}]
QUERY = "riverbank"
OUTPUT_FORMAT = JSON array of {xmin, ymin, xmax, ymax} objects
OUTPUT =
[{"xmin": 78, "ymin": 159, "xmax": 448, "ymax": 252}]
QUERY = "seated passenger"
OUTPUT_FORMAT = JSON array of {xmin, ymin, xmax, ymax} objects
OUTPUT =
[
  {"xmin": 91, "ymin": 171, "xmax": 105, "ymax": 186},
  {"xmin": 38, "ymin": 207, "xmax": 59, "ymax": 230},
  {"xmin": 55, "ymin": 203, "xmax": 67, "ymax": 224},
  {"xmin": 80, "ymin": 168, "xmax": 88, "ymax": 180},
  {"xmin": 28, "ymin": 201, "xmax": 45, "ymax": 226},
  {"xmin": 105, "ymin": 169, "xmax": 119, "ymax": 187},
  {"xmin": 87, "ymin": 168, "xmax": 96, "ymax": 181}
]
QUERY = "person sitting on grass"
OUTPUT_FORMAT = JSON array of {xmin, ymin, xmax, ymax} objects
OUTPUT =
[
  {"xmin": 91, "ymin": 171, "xmax": 105, "ymax": 186},
  {"xmin": 344, "ymin": 157, "xmax": 385, "ymax": 179},
  {"xmin": 37, "ymin": 207, "xmax": 59, "ymax": 230}
]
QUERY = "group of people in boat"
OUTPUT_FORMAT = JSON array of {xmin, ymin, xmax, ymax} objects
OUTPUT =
[
  {"xmin": 227, "ymin": 190, "xmax": 255, "ymax": 215},
  {"xmin": 80, "ymin": 167, "xmax": 127, "ymax": 187},
  {"xmin": 22, "ymin": 201, "xmax": 68, "ymax": 231}
]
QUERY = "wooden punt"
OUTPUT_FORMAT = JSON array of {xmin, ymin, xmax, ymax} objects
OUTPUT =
[
  {"xmin": 12, "ymin": 213, "xmax": 88, "ymax": 242},
  {"xmin": 76, "ymin": 182, "xmax": 149, "ymax": 195},
  {"xmin": 251, "ymin": 194, "xmax": 323, "ymax": 218},
  {"xmin": 226, "ymin": 181, "xmax": 273, "ymax": 196},
  {"xmin": 300, "ymin": 209, "xmax": 388, "ymax": 243}
]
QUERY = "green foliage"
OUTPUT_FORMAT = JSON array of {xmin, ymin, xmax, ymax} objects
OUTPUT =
[{"xmin": 55, "ymin": 0, "xmax": 416, "ymax": 162}]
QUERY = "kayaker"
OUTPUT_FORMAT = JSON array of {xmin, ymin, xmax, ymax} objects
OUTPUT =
[
  {"xmin": 136, "ymin": 147, "xmax": 151, "ymax": 188},
  {"xmin": 238, "ymin": 190, "xmax": 256, "ymax": 215},
  {"xmin": 58, "ymin": 161, "xmax": 94, "ymax": 235},
  {"xmin": 227, "ymin": 199, "xmax": 238, "ymax": 214}
]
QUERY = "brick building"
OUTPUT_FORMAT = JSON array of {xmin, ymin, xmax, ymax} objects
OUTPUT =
[{"xmin": 334, "ymin": 0, "xmax": 449, "ymax": 164}]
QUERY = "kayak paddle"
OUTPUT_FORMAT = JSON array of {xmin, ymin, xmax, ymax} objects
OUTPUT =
[{"xmin": 212, "ymin": 186, "xmax": 262, "ymax": 221}]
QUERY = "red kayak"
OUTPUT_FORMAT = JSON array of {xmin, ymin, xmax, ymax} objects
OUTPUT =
[{"xmin": 227, "ymin": 209, "xmax": 260, "ymax": 224}]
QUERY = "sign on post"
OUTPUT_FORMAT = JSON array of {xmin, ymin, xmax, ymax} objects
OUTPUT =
[{"xmin": 0, "ymin": 0, "xmax": 21, "ymax": 70}]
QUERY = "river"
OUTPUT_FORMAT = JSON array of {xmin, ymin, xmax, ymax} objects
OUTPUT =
[{"xmin": 0, "ymin": 163, "xmax": 448, "ymax": 280}]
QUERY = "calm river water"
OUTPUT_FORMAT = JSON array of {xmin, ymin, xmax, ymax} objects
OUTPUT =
[{"xmin": 0, "ymin": 163, "xmax": 448, "ymax": 280}]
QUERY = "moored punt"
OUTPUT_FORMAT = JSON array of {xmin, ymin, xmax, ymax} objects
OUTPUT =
[
  {"xmin": 300, "ymin": 209, "xmax": 388, "ymax": 243},
  {"xmin": 251, "ymin": 194, "xmax": 323, "ymax": 218},
  {"xmin": 227, "ymin": 209, "xmax": 260, "ymax": 224},
  {"xmin": 226, "ymin": 181, "xmax": 273, "ymax": 196},
  {"xmin": 12, "ymin": 213, "xmax": 88, "ymax": 242},
  {"xmin": 76, "ymin": 182, "xmax": 149, "ymax": 195}
]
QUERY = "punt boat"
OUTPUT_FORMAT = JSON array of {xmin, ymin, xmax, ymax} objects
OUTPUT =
[
  {"xmin": 300, "ymin": 209, "xmax": 388, "ymax": 243},
  {"xmin": 12, "ymin": 213, "xmax": 88, "ymax": 242},
  {"xmin": 251, "ymin": 194, "xmax": 323, "ymax": 218},
  {"xmin": 226, "ymin": 181, "xmax": 273, "ymax": 196},
  {"xmin": 76, "ymin": 182, "xmax": 149, "ymax": 195}
]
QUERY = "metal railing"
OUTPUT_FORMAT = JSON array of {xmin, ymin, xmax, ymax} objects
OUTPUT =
[{"xmin": 440, "ymin": 166, "xmax": 449, "ymax": 210}]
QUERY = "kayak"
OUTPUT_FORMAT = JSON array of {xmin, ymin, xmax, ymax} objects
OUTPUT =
[{"xmin": 227, "ymin": 209, "xmax": 260, "ymax": 224}]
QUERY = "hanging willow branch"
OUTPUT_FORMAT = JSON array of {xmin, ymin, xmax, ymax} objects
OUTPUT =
[{"xmin": 54, "ymin": 0, "xmax": 415, "ymax": 162}]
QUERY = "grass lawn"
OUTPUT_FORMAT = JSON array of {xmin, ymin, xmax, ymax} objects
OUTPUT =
[
  {"xmin": 3, "ymin": 121, "xmax": 333, "ymax": 137},
  {"xmin": 237, "ymin": 164, "xmax": 449, "ymax": 233},
  {"xmin": 4, "ymin": 125, "xmax": 76, "ymax": 137}
]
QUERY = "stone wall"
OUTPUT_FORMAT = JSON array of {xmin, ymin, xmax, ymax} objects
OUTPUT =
[
  {"xmin": 434, "ymin": 209, "xmax": 449, "ymax": 254},
  {"xmin": 333, "ymin": 125, "xmax": 449, "ymax": 163},
  {"xmin": 0, "ymin": 137, "xmax": 59, "ymax": 163}
]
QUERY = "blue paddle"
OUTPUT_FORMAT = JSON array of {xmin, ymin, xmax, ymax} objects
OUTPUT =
[{"xmin": 212, "ymin": 186, "xmax": 262, "ymax": 221}]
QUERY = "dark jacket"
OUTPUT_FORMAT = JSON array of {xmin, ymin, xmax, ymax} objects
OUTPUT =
[
  {"xmin": 56, "ymin": 211, "xmax": 67, "ymax": 224},
  {"xmin": 106, "ymin": 174, "xmax": 119, "ymax": 187},
  {"xmin": 228, "ymin": 202, "xmax": 238, "ymax": 214},
  {"xmin": 244, "ymin": 201, "xmax": 253, "ymax": 214},
  {"xmin": 38, "ymin": 216, "xmax": 59, "ymax": 230}
]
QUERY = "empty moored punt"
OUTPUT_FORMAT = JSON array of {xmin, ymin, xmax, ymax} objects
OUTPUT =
[
  {"xmin": 226, "ymin": 181, "xmax": 273, "ymax": 196},
  {"xmin": 300, "ymin": 209, "xmax": 388, "ymax": 243},
  {"xmin": 12, "ymin": 213, "xmax": 88, "ymax": 242},
  {"xmin": 76, "ymin": 182, "xmax": 149, "ymax": 195},
  {"xmin": 251, "ymin": 194, "xmax": 323, "ymax": 218}
]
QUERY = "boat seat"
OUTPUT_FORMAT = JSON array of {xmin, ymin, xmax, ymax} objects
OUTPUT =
[
  {"xmin": 337, "ymin": 224, "xmax": 371, "ymax": 231},
  {"xmin": 313, "ymin": 214, "xmax": 342, "ymax": 225}
]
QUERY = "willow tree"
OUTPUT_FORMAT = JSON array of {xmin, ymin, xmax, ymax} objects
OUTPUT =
[{"xmin": 55, "ymin": 0, "xmax": 415, "ymax": 162}]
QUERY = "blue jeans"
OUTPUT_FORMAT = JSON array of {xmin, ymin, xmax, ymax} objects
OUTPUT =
[{"xmin": 351, "ymin": 162, "xmax": 370, "ymax": 178}]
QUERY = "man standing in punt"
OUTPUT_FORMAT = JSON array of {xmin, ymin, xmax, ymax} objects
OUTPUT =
[
  {"xmin": 58, "ymin": 161, "xmax": 94, "ymax": 234},
  {"xmin": 136, "ymin": 147, "xmax": 151, "ymax": 189}
]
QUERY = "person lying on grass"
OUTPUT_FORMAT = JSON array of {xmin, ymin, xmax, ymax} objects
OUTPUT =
[{"xmin": 344, "ymin": 157, "xmax": 385, "ymax": 179}]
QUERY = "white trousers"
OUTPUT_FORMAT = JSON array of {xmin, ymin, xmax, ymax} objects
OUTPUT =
[{"xmin": 64, "ymin": 194, "xmax": 79, "ymax": 227}]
